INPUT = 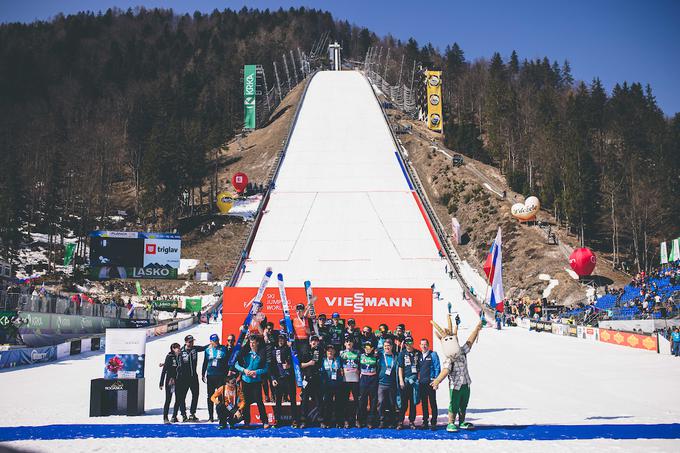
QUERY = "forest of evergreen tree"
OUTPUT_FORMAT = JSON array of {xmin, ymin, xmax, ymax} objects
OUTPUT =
[{"xmin": 0, "ymin": 7, "xmax": 677, "ymax": 274}]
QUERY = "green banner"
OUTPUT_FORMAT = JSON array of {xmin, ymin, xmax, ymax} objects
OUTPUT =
[
  {"xmin": 64, "ymin": 243, "xmax": 76, "ymax": 266},
  {"xmin": 152, "ymin": 300, "xmax": 179, "ymax": 311},
  {"xmin": 185, "ymin": 298, "xmax": 202, "ymax": 313},
  {"xmin": 0, "ymin": 310, "xmax": 17, "ymax": 330},
  {"xmin": 243, "ymin": 64, "xmax": 257, "ymax": 129},
  {"xmin": 135, "ymin": 281, "xmax": 142, "ymax": 297}
]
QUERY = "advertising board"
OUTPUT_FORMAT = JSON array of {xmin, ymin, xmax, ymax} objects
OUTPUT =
[
  {"xmin": 223, "ymin": 287, "xmax": 433, "ymax": 345},
  {"xmin": 104, "ymin": 328, "xmax": 147, "ymax": 379},
  {"xmin": 89, "ymin": 231, "xmax": 180, "ymax": 280}
]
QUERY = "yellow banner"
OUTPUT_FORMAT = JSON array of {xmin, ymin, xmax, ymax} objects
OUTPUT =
[{"xmin": 425, "ymin": 70, "xmax": 443, "ymax": 132}]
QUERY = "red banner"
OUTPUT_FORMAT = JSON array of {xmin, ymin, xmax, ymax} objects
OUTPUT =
[
  {"xmin": 599, "ymin": 329, "xmax": 658, "ymax": 351},
  {"xmin": 222, "ymin": 287, "xmax": 433, "ymax": 344}
]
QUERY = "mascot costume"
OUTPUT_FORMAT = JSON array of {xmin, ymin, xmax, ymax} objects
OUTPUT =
[{"xmin": 430, "ymin": 314, "xmax": 482, "ymax": 432}]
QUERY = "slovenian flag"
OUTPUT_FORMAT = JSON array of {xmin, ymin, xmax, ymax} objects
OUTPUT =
[{"xmin": 486, "ymin": 227, "xmax": 505, "ymax": 312}]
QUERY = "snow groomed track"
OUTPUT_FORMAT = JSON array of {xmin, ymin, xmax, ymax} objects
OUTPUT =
[
  {"xmin": 2, "ymin": 71, "xmax": 680, "ymax": 452},
  {"xmin": 238, "ymin": 71, "xmax": 450, "ymax": 290}
]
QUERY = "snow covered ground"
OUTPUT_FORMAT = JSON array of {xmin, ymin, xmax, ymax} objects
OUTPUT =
[
  {"xmin": 1, "ymin": 71, "xmax": 679, "ymax": 451},
  {"xmin": 228, "ymin": 194, "xmax": 263, "ymax": 220},
  {"xmin": 2, "ymin": 319, "xmax": 679, "ymax": 452}
]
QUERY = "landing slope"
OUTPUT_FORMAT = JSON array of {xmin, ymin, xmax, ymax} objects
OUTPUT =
[{"xmin": 239, "ymin": 71, "xmax": 449, "ymax": 290}]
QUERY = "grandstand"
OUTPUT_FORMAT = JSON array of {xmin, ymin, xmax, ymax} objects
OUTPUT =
[{"xmin": 563, "ymin": 264, "xmax": 680, "ymax": 322}]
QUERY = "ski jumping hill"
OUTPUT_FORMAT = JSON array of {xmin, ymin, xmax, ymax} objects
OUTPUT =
[
  {"xmin": 1, "ymin": 71, "xmax": 679, "ymax": 453},
  {"xmin": 238, "ymin": 70, "xmax": 457, "ymax": 292}
]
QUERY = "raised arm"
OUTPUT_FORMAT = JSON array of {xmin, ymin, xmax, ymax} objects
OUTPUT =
[{"xmin": 465, "ymin": 320, "xmax": 483, "ymax": 348}]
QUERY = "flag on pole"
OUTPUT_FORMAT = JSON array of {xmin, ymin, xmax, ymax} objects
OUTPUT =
[
  {"xmin": 670, "ymin": 238, "xmax": 680, "ymax": 263},
  {"xmin": 660, "ymin": 241, "xmax": 668, "ymax": 265},
  {"xmin": 483, "ymin": 243, "xmax": 494, "ymax": 280},
  {"xmin": 487, "ymin": 227, "xmax": 505, "ymax": 311},
  {"xmin": 63, "ymin": 243, "xmax": 76, "ymax": 266}
]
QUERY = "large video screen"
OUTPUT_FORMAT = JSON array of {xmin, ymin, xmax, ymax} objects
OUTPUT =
[{"xmin": 88, "ymin": 231, "xmax": 181, "ymax": 279}]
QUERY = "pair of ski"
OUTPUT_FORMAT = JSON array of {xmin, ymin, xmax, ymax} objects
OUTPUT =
[{"xmin": 227, "ymin": 267, "xmax": 317, "ymax": 388}]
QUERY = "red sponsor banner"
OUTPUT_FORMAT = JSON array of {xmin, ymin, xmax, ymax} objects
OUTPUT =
[
  {"xmin": 222, "ymin": 287, "xmax": 433, "ymax": 344},
  {"xmin": 598, "ymin": 329, "xmax": 658, "ymax": 351}
]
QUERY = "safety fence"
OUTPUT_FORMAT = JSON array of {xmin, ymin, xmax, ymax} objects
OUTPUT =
[
  {"xmin": 1, "ymin": 290, "xmax": 151, "ymax": 320},
  {"xmin": 0, "ymin": 314, "xmax": 198, "ymax": 370},
  {"xmin": 364, "ymin": 69, "xmax": 419, "ymax": 116},
  {"xmin": 519, "ymin": 318, "xmax": 669, "ymax": 354},
  {"xmin": 362, "ymin": 46, "xmax": 420, "ymax": 117}
]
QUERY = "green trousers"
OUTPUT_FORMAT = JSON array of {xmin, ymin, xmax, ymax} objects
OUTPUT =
[{"xmin": 448, "ymin": 384, "xmax": 470, "ymax": 422}]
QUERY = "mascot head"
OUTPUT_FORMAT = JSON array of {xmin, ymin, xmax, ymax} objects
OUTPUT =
[{"xmin": 430, "ymin": 314, "xmax": 461, "ymax": 358}]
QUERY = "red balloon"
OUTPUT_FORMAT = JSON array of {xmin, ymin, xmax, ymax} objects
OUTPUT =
[
  {"xmin": 232, "ymin": 172, "xmax": 248, "ymax": 194},
  {"xmin": 569, "ymin": 247, "xmax": 597, "ymax": 277}
]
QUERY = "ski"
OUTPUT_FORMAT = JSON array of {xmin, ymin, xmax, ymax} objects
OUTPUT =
[
  {"xmin": 227, "ymin": 267, "xmax": 273, "ymax": 368},
  {"xmin": 278, "ymin": 273, "xmax": 304, "ymax": 387},
  {"xmin": 304, "ymin": 280, "xmax": 320, "ymax": 336}
]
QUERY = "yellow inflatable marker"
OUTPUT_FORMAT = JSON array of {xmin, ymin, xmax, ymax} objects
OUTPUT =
[{"xmin": 216, "ymin": 191, "xmax": 235, "ymax": 214}]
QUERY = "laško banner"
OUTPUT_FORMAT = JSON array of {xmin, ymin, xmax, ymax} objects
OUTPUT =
[{"xmin": 222, "ymin": 287, "xmax": 433, "ymax": 345}]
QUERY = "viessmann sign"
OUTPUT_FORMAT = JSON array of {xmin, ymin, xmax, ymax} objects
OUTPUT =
[{"xmin": 222, "ymin": 287, "xmax": 433, "ymax": 343}]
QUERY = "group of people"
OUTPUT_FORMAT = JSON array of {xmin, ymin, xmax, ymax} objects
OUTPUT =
[{"xmin": 160, "ymin": 304, "xmax": 482, "ymax": 433}]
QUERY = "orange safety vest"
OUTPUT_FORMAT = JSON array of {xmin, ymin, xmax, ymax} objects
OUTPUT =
[
  {"xmin": 293, "ymin": 315, "xmax": 308, "ymax": 339},
  {"xmin": 248, "ymin": 317, "xmax": 261, "ymax": 335}
]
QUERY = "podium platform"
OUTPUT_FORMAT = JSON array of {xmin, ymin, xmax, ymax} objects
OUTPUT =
[{"xmin": 90, "ymin": 378, "xmax": 145, "ymax": 416}]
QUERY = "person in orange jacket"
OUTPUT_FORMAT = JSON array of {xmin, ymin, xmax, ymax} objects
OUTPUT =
[{"xmin": 210, "ymin": 375, "xmax": 246, "ymax": 429}]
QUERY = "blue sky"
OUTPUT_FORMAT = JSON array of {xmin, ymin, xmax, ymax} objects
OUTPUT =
[{"xmin": 2, "ymin": 0, "xmax": 679, "ymax": 115}]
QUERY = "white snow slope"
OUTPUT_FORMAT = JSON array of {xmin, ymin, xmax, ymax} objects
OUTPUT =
[
  {"xmin": 240, "ymin": 70, "xmax": 446, "ymax": 289},
  {"xmin": 1, "ymin": 71, "xmax": 679, "ymax": 452}
]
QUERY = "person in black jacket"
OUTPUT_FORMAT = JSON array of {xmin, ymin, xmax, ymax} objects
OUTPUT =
[
  {"xmin": 176, "ymin": 334, "xmax": 207, "ymax": 422},
  {"xmin": 299, "ymin": 335, "xmax": 322, "ymax": 428},
  {"xmin": 262, "ymin": 322, "xmax": 277, "ymax": 403},
  {"xmin": 270, "ymin": 333, "xmax": 300, "ymax": 427},
  {"xmin": 160, "ymin": 342, "xmax": 181, "ymax": 423}
]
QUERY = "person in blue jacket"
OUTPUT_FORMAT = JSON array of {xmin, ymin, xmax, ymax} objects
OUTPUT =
[
  {"xmin": 202, "ymin": 334, "xmax": 229, "ymax": 423},
  {"xmin": 418, "ymin": 338, "xmax": 441, "ymax": 430},
  {"xmin": 376, "ymin": 339, "xmax": 398, "ymax": 428},
  {"xmin": 235, "ymin": 335, "xmax": 270, "ymax": 428},
  {"xmin": 672, "ymin": 326, "xmax": 680, "ymax": 356}
]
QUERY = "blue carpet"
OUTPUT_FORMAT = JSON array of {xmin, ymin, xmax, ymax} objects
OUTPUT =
[{"xmin": 1, "ymin": 423, "xmax": 680, "ymax": 441}]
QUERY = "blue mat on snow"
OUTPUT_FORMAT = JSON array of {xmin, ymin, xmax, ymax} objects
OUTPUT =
[{"xmin": 1, "ymin": 423, "xmax": 680, "ymax": 441}]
